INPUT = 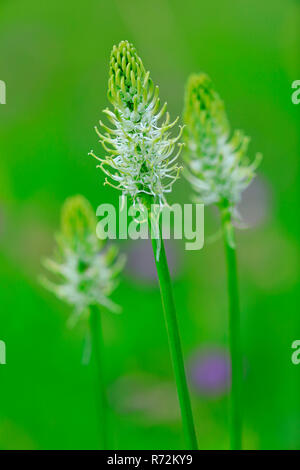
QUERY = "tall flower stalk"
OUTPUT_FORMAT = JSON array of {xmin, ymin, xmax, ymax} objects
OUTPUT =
[
  {"xmin": 183, "ymin": 74, "xmax": 261, "ymax": 450},
  {"xmin": 149, "ymin": 213, "xmax": 198, "ymax": 450},
  {"xmin": 90, "ymin": 40, "xmax": 198, "ymax": 449},
  {"xmin": 220, "ymin": 203, "xmax": 242, "ymax": 449},
  {"xmin": 41, "ymin": 195, "xmax": 124, "ymax": 449}
]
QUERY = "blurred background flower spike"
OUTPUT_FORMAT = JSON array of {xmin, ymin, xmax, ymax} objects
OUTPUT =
[
  {"xmin": 183, "ymin": 73, "xmax": 262, "ymax": 450},
  {"xmin": 41, "ymin": 194, "xmax": 125, "ymax": 449}
]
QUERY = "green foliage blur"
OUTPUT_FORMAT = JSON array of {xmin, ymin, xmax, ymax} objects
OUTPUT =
[{"xmin": 0, "ymin": 0, "xmax": 299, "ymax": 450}]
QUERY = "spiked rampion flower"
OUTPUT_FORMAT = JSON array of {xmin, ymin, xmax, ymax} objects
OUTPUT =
[
  {"xmin": 42, "ymin": 195, "xmax": 124, "ymax": 325},
  {"xmin": 89, "ymin": 40, "xmax": 183, "ymax": 207},
  {"xmin": 184, "ymin": 74, "xmax": 262, "ymax": 449},
  {"xmin": 87, "ymin": 42, "xmax": 198, "ymax": 449},
  {"xmin": 183, "ymin": 73, "xmax": 261, "ymax": 210}
]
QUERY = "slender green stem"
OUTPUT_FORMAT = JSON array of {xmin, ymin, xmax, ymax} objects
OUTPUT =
[
  {"xmin": 89, "ymin": 305, "xmax": 109, "ymax": 450},
  {"xmin": 148, "ymin": 217, "xmax": 198, "ymax": 450},
  {"xmin": 220, "ymin": 204, "xmax": 242, "ymax": 450}
]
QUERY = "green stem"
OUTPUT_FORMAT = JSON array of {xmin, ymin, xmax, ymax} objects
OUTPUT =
[
  {"xmin": 220, "ymin": 204, "xmax": 242, "ymax": 450},
  {"xmin": 89, "ymin": 305, "xmax": 109, "ymax": 450},
  {"xmin": 148, "ymin": 216, "xmax": 198, "ymax": 449}
]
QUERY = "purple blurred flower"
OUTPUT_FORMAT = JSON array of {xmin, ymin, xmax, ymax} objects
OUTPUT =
[
  {"xmin": 238, "ymin": 176, "xmax": 272, "ymax": 227},
  {"xmin": 125, "ymin": 239, "xmax": 181, "ymax": 283},
  {"xmin": 188, "ymin": 346, "xmax": 231, "ymax": 398}
]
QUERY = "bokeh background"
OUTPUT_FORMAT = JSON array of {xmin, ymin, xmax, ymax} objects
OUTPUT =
[{"xmin": 0, "ymin": 0, "xmax": 299, "ymax": 450}]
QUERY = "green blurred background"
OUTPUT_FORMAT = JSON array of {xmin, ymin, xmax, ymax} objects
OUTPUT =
[{"xmin": 0, "ymin": 0, "xmax": 299, "ymax": 450}]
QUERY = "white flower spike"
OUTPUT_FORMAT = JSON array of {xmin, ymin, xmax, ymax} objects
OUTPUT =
[
  {"xmin": 89, "ymin": 40, "xmax": 183, "ymax": 208},
  {"xmin": 41, "ymin": 195, "xmax": 125, "ymax": 326},
  {"xmin": 183, "ymin": 73, "xmax": 262, "ymax": 212}
]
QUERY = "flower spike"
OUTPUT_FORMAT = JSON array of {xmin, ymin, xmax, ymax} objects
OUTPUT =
[
  {"xmin": 89, "ymin": 40, "xmax": 182, "ymax": 207},
  {"xmin": 183, "ymin": 73, "xmax": 262, "ymax": 450},
  {"xmin": 41, "ymin": 195, "xmax": 125, "ymax": 326},
  {"xmin": 183, "ymin": 73, "xmax": 262, "ymax": 211}
]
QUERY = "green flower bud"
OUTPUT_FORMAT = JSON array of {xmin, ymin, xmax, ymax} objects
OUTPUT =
[{"xmin": 61, "ymin": 194, "xmax": 99, "ymax": 252}]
